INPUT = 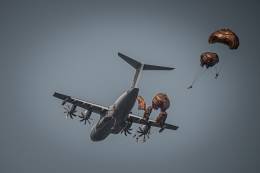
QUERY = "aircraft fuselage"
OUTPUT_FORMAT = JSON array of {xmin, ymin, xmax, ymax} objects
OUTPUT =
[{"xmin": 90, "ymin": 87, "xmax": 139, "ymax": 141}]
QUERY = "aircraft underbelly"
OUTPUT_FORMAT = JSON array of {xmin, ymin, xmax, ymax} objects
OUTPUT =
[
  {"xmin": 110, "ymin": 112, "xmax": 128, "ymax": 134},
  {"xmin": 90, "ymin": 88, "xmax": 139, "ymax": 141},
  {"xmin": 90, "ymin": 117, "xmax": 114, "ymax": 141},
  {"xmin": 111, "ymin": 88, "xmax": 139, "ymax": 133}
]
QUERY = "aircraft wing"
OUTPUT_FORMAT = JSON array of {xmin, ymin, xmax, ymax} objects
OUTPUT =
[
  {"xmin": 128, "ymin": 113, "xmax": 178, "ymax": 130},
  {"xmin": 53, "ymin": 92, "xmax": 109, "ymax": 114}
]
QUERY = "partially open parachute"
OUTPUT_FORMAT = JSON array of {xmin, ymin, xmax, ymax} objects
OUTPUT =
[
  {"xmin": 135, "ymin": 93, "xmax": 172, "ymax": 142},
  {"xmin": 136, "ymin": 93, "xmax": 171, "ymax": 128},
  {"xmin": 137, "ymin": 96, "xmax": 146, "ymax": 110},
  {"xmin": 208, "ymin": 28, "xmax": 239, "ymax": 49},
  {"xmin": 152, "ymin": 93, "xmax": 170, "ymax": 112},
  {"xmin": 200, "ymin": 52, "xmax": 219, "ymax": 68}
]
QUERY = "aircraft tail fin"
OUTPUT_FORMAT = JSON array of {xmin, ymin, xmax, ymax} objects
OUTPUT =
[{"xmin": 118, "ymin": 52, "xmax": 174, "ymax": 88}]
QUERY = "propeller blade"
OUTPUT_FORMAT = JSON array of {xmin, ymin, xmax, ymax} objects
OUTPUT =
[
  {"xmin": 138, "ymin": 133, "xmax": 144, "ymax": 137},
  {"xmin": 126, "ymin": 130, "xmax": 132, "ymax": 134}
]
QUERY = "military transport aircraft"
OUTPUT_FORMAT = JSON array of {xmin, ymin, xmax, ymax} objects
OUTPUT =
[{"xmin": 53, "ymin": 52, "xmax": 178, "ymax": 142}]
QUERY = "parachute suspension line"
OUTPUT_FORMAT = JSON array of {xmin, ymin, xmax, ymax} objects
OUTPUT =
[
  {"xmin": 213, "ymin": 64, "xmax": 220, "ymax": 79},
  {"xmin": 217, "ymin": 61, "xmax": 225, "ymax": 77},
  {"xmin": 214, "ymin": 65, "xmax": 218, "ymax": 74},
  {"xmin": 215, "ymin": 55, "xmax": 230, "ymax": 79},
  {"xmin": 187, "ymin": 68, "xmax": 207, "ymax": 89},
  {"xmin": 210, "ymin": 65, "xmax": 218, "ymax": 78}
]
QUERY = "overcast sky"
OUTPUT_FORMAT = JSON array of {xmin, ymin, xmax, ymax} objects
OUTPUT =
[{"xmin": 0, "ymin": 0, "xmax": 259, "ymax": 173}]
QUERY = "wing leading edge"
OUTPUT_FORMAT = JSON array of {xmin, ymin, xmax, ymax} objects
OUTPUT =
[{"xmin": 53, "ymin": 92, "xmax": 109, "ymax": 114}]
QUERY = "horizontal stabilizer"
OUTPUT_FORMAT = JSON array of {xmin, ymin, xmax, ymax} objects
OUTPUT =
[
  {"xmin": 118, "ymin": 52, "xmax": 174, "ymax": 70},
  {"xmin": 118, "ymin": 52, "xmax": 141, "ymax": 69},
  {"xmin": 143, "ymin": 64, "xmax": 174, "ymax": 70},
  {"xmin": 118, "ymin": 52, "xmax": 174, "ymax": 88}
]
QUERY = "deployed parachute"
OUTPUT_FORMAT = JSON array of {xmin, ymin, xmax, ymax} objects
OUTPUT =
[
  {"xmin": 188, "ymin": 52, "xmax": 220, "ymax": 89},
  {"xmin": 143, "ymin": 106, "xmax": 152, "ymax": 121},
  {"xmin": 155, "ymin": 111, "xmax": 168, "ymax": 128},
  {"xmin": 134, "ymin": 96, "xmax": 153, "ymax": 142},
  {"xmin": 152, "ymin": 93, "xmax": 170, "ymax": 112},
  {"xmin": 208, "ymin": 28, "xmax": 239, "ymax": 49},
  {"xmin": 137, "ymin": 96, "xmax": 146, "ymax": 110},
  {"xmin": 200, "ymin": 52, "xmax": 219, "ymax": 68},
  {"xmin": 135, "ymin": 93, "xmax": 171, "ymax": 139},
  {"xmin": 152, "ymin": 93, "xmax": 170, "ymax": 128},
  {"xmin": 136, "ymin": 95, "xmax": 152, "ymax": 121}
]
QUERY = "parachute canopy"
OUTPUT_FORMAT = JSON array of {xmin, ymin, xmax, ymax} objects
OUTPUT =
[
  {"xmin": 152, "ymin": 93, "xmax": 170, "ymax": 112},
  {"xmin": 155, "ymin": 111, "xmax": 168, "ymax": 127},
  {"xmin": 200, "ymin": 52, "xmax": 219, "ymax": 68},
  {"xmin": 137, "ymin": 96, "xmax": 146, "ymax": 110},
  {"xmin": 208, "ymin": 28, "xmax": 239, "ymax": 49}
]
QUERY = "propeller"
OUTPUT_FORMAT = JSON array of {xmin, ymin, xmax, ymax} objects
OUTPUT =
[
  {"xmin": 134, "ymin": 124, "xmax": 151, "ymax": 143},
  {"xmin": 63, "ymin": 104, "xmax": 77, "ymax": 119},
  {"xmin": 121, "ymin": 121, "xmax": 133, "ymax": 136},
  {"xmin": 79, "ymin": 110, "xmax": 93, "ymax": 125}
]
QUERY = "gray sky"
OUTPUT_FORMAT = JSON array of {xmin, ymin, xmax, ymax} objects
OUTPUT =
[{"xmin": 0, "ymin": 0, "xmax": 259, "ymax": 173}]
